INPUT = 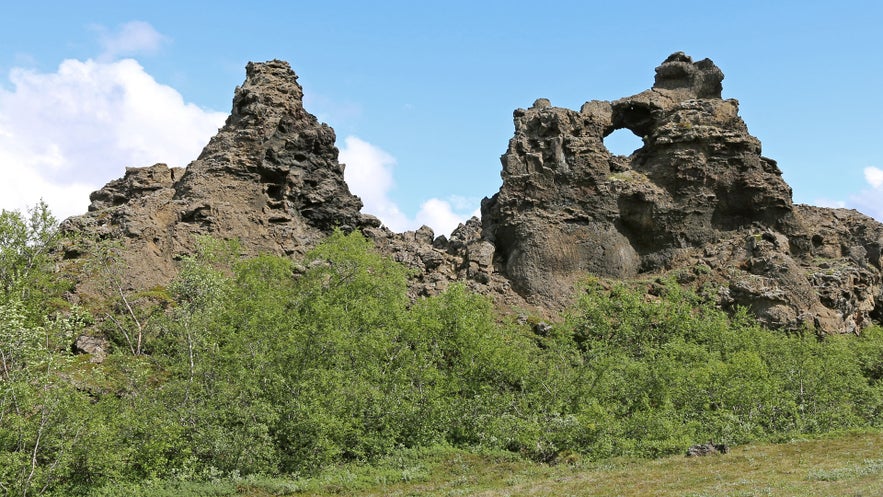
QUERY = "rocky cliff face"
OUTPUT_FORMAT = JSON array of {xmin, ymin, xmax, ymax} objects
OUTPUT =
[
  {"xmin": 482, "ymin": 53, "xmax": 795, "ymax": 300},
  {"xmin": 63, "ymin": 60, "xmax": 373, "ymax": 290},
  {"xmin": 62, "ymin": 60, "xmax": 499, "ymax": 305},
  {"xmin": 482, "ymin": 52, "xmax": 882, "ymax": 333},
  {"xmin": 62, "ymin": 54, "xmax": 883, "ymax": 334}
]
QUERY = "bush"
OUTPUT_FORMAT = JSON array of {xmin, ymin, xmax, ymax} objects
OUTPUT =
[
  {"xmin": 558, "ymin": 278, "xmax": 883, "ymax": 455},
  {"xmin": 5, "ymin": 222, "xmax": 883, "ymax": 493}
]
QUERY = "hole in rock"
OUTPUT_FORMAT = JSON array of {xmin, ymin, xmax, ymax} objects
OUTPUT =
[{"xmin": 603, "ymin": 128, "xmax": 643, "ymax": 157}]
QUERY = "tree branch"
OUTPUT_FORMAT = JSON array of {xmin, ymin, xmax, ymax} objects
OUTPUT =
[{"xmin": 104, "ymin": 312, "xmax": 136, "ymax": 356}]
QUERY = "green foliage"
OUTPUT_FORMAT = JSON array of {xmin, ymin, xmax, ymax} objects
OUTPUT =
[
  {"xmin": 0, "ymin": 201, "xmax": 69, "ymax": 319},
  {"xmin": 556, "ymin": 279, "xmax": 883, "ymax": 456},
  {"xmin": 0, "ymin": 206, "xmax": 92, "ymax": 495},
  {"xmin": 0, "ymin": 202, "xmax": 55, "ymax": 288},
  {"xmin": 171, "ymin": 237, "xmax": 239, "ymax": 311},
  {"xmin": 4, "ymin": 218, "xmax": 883, "ymax": 495},
  {"xmin": 150, "ymin": 231, "xmax": 541, "ymax": 476}
]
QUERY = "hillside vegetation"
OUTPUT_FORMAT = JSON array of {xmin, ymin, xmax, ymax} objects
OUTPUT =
[{"xmin": 2, "ymin": 205, "xmax": 883, "ymax": 496}]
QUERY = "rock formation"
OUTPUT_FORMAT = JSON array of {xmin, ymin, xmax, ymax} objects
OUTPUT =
[
  {"xmin": 62, "ymin": 54, "xmax": 883, "ymax": 334},
  {"xmin": 63, "ymin": 60, "xmax": 373, "ymax": 290},
  {"xmin": 61, "ymin": 60, "xmax": 500, "ymax": 305},
  {"xmin": 482, "ymin": 52, "xmax": 882, "ymax": 333}
]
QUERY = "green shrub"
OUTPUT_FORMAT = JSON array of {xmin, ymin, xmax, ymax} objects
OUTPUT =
[{"xmin": 5, "ymin": 219, "xmax": 883, "ymax": 493}]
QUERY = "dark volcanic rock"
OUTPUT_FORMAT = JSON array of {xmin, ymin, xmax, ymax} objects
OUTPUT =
[
  {"xmin": 482, "ymin": 52, "xmax": 882, "ymax": 333},
  {"xmin": 686, "ymin": 442, "xmax": 729, "ymax": 457},
  {"xmin": 482, "ymin": 53, "xmax": 796, "ymax": 303},
  {"xmin": 62, "ymin": 60, "xmax": 369, "ymax": 290},
  {"xmin": 72, "ymin": 334, "xmax": 108, "ymax": 364},
  {"xmin": 61, "ymin": 54, "xmax": 883, "ymax": 334}
]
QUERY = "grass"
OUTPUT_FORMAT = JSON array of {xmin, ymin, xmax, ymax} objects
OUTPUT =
[
  {"xmin": 277, "ymin": 431, "xmax": 883, "ymax": 497},
  {"xmin": 97, "ymin": 432, "xmax": 883, "ymax": 496}
]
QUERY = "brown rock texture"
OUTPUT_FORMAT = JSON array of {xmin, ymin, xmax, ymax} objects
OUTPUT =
[
  {"xmin": 62, "ymin": 60, "xmax": 370, "ymax": 290},
  {"xmin": 61, "ymin": 54, "xmax": 883, "ymax": 334},
  {"xmin": 481, "ymin": 52, "xmax": 882, "ymax": 333}
]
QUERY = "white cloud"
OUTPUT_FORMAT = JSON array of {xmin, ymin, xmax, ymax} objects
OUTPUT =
[
  {"xmin": 340, "ymin": 136, "xmax": 478, "ymax": 236},
  {"xmin": 846, "ymin": 166, "xmax": 883, "ymax": 221},
  {"xmin": 95, "ymin": 21, "xmax": 168, "ymax": 61},
  {"xmin": 416, "ymin": 198, "xmax": 480, "ymax": 237},
  {"xmin": 0, "ymin": 57, "xmax": 227, "ymax": 220},
  {"xmin": 339, "ymin": 136, "xmax": 410, "ymax": 231},
  {"xmin": 865, "ymin": 166, "xmax": 883, "ymax": 189}
]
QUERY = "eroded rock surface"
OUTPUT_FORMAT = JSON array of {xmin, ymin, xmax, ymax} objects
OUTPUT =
[
  {"xmin": 481, "ymin": 52, "xmax": 882, "ymax": 333},
  {"xmin": 63, "ymin": 60, "xmax": 372, "ymax": 290},
  {"xmin": 62, "ymin": 54, "xmax": 883, "ymax": 334},
  {"xmin": 62, "ymin": 60, "xmax": 505, "ymax": 309}
]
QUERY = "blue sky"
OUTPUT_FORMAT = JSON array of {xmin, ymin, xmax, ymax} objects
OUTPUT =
[{"xmin": 2, "ymin": 1, "xmax": 882, "ymax": 234}]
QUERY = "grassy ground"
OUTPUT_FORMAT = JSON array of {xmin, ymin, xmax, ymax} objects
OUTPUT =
[
  {"xmin": 243, "ymin": 431, "xmax": 883, "ymax": 497},
  {"xmin": 114, "ymin": 432, "xmax": 883, "ymax": 496}
]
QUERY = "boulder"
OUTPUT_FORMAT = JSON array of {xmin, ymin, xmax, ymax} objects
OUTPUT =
[
  {"xmin": 686, "ymin": 442, "xmax": 729, "ymax": 457},
  {"xmin": 72, "ymin": 335, "xmax": 108, "ymax": 364}
]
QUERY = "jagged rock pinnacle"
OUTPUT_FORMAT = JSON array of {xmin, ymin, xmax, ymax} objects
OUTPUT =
[{"xmin": 62, "ymin": 60, "xmax": 366, "ymax": 290}]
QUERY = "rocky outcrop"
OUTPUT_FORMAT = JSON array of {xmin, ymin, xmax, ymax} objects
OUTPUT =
[
  {"xmin": 61, "ymin": 54, "xmax": 883, "ymax": 334},
  {"xmin": 482, "ymin": 53, "xmax": 794, "ymax": 301},
  {"xmin": 481, "ymin": 52, "xmax": 882, "ymax": 333},
  {"xmin": 61, "ymin": 60, "xmax": 508, "ymax": 311},
  {"xmin": 62, "ymin": 60, "xmax": 374, "ymax": 290}
]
